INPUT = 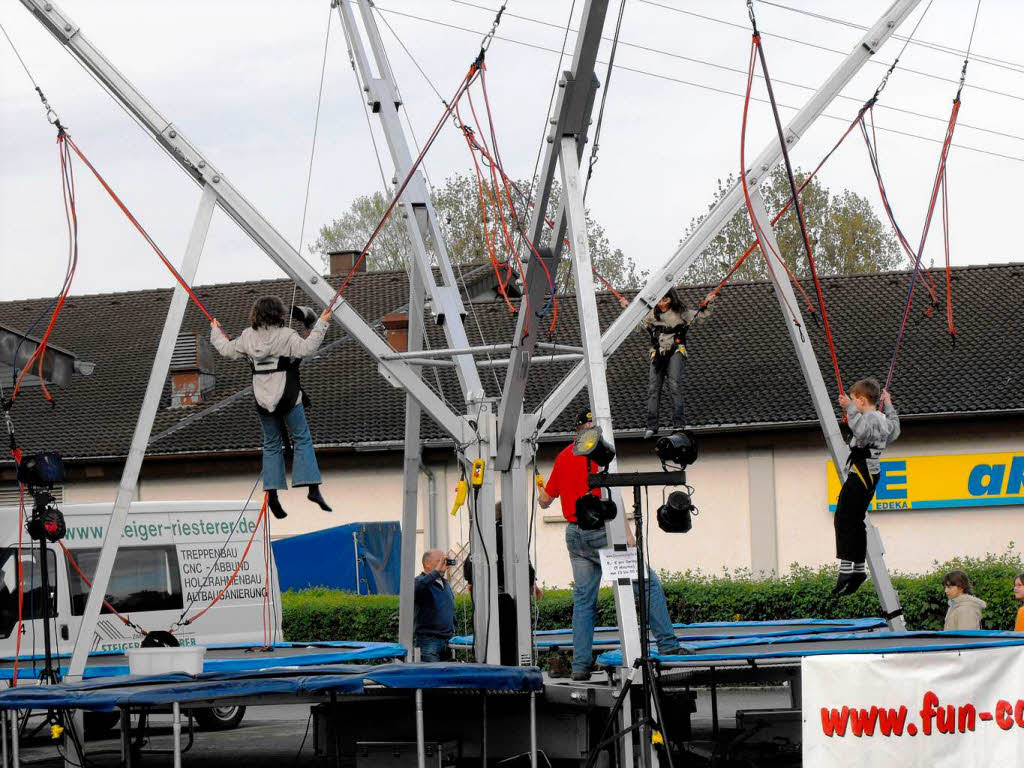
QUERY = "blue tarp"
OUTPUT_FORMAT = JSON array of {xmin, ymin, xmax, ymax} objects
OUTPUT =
[
  {"xmin": 271, "ymin": 522, "xmax": 401, "ymax": 594},
  {"xmin": 450, "ymin": 617, "xmax": 887, "ymax": 649},
  {"xmin": 0, "ymin": 641, "xmax": 406, "ymax": 680},
  {"xmin": 0, "ymin": 662, "xmax": 542, "ymax": 711},
  {"xmin": 596, "ymin": 630, "xmax": 1024, "ymax": 666}
]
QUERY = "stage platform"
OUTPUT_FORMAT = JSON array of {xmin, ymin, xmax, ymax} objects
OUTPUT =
[
  {"xmin": 450, "ymin": 617, "xmax": 887, "ymax": 651},
  {"xmin": 0, "ymin": 640, "xmax": 407, "ymax": 681}
]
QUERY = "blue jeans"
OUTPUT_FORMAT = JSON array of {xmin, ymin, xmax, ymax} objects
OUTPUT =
[
  {"xmin": 415, "ymin": 635, "xmax": 449, "ymax": 662},
  {"xmin": 648, "ymin": 351, "xmax": 687, "ymax": 431},
  {"xmin": 258, "ymin": 401, "xmax": 321, "ymax": 491},
  {"xmin": 566, "ymin": 524, "xmax": 678, "ymax": 674}
]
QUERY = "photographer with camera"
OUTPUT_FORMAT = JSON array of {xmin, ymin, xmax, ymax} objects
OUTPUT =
[
  {"xmin": 413, "ymin": 549, "xmax": 456, "ymax": 662},
  {"xmin": 537, "ymin": 410, "xmax": 680, "ymax": 681}
]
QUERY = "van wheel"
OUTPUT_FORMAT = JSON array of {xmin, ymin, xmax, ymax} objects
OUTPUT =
[
  {"xmin": 194, "ymin": 705, "xmax": 246, "ymax": 730},
  {"xmin": 83, "ymin": 711, "xmax": 121, "ymax": 737}
]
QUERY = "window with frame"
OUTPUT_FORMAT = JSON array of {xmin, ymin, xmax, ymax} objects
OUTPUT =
[
  {"xmin": 0, "ymin": 547, "xmax": 58, "ymax": 639},
  {"xmin": 67, "ymin": 546, "xmax": 183, "ymax": 615}
]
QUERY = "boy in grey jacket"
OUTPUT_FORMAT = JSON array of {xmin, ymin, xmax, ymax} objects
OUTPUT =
[{"xmin": 833, "ymin": 377, "xmax": 900, "ymax": 595}]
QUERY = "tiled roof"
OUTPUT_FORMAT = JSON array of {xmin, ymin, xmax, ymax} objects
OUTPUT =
[{"xmin": 1, "ymin": 263, "xmax": 1021, "ymax": 462}]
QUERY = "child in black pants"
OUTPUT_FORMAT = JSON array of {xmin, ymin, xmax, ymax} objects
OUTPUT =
[{"xmin": 833, "ymin": 377, "xmax": 900, "ymax": 596}]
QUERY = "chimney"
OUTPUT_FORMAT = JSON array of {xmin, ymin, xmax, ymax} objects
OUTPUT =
[
  {"xmin": 380, "ymin": 313, "xmax": 409, "ymax": 353},
  {"xmin": 329, "ymin": 249, "xmax": 366, "ymax": 278},
  {"xmin": 169, "ymin": 332, "xmax": 215, "ymax": 408}
]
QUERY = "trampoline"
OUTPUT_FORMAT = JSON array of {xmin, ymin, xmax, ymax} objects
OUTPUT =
[
  {"xmin": 0, "ymin": 662, "xmax": 543, "ymax": 768},
  {"xmin": 0, "ymin": 640, "xmax": 407, "ymax": 681},
  {"xmin": 450, "ymin": 617, "xmax": 887, "ymax": 651}
]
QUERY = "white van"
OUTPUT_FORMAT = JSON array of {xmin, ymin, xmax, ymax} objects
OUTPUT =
[{"xmin": 0, "ymin": 500, "xmax": 281, "ymax": 731}]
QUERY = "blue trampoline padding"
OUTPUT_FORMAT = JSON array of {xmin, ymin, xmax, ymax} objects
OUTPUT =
[
  {"xmin": 0, "ymin": 642, "xmax": 406, "ymax": 681},
  {"xmin": 450, "ymin": 618, "xmax": 887, "ymax": 649},
  {"xmin": 361, "ymin": 663, "xmax": 543, "ymax": 692},
  {"xmin": 0, "ymin": 662, "xmax": 542, "ymax": 710},
  {"xmin": 596, "ymin": 630, "xmax": 1024, "ymax": 667}
]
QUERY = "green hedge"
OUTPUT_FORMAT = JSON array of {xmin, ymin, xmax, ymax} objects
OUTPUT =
[{"xmin": 281, "ymin": 550, "xmax": 1023, "ymax": 643}]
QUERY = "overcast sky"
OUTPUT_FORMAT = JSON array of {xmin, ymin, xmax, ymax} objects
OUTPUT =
[{"xmin": 2, "ymin": 0, "xmax": 1022, "ymax": 303}]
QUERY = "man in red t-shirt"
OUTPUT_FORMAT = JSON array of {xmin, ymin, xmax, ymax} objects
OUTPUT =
[{"xmin": 538, "ymin": 408, "xmax": 680, "ymax": 680}]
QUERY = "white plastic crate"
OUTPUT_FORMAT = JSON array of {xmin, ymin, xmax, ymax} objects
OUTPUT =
[{"xmin": 126, "ymin": 646, "xmax": 206, "ymax": 676}]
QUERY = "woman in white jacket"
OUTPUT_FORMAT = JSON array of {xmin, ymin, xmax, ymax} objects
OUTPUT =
[{"xmin": 211, "ymin": 295, "xmax": 332, "ymax": 519}]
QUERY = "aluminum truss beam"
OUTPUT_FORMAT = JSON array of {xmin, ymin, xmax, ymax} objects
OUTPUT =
[
  {"xmin": 495, "ymin": 0, "xmax": 610, "ymax": 669},
  {"xmin": 535, "ymin": 0, "xmax": 924, "ymax": 429},
  {"xmin": 748, "ymin": 190, "xmax": 905, "ymax": 628},
  {"xmin": 67, "ymin": 186, "xmax": 216, "ymax": 680}
]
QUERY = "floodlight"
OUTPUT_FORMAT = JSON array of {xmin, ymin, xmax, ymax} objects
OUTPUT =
[
  {"xmin": 654, "ymin": 431, "xmax": 699, "ymax": 467},
  {"xmin": 17, "ymin": 452, "xmax": 65, "ymax": 489},
  {"xmin": 656, "ymin": 490, "xmax": 695, "ymax": 533},
  {"xmin": 573, "ymin": 425, "xmax": 616, "ymax": 468},
  {"xmin": 26, "ymin": 505, "xmax": 66, "ymax": 543},
  {"xmin": 575, "ymin": 494, "xmax": 619, "ymax": 531}
]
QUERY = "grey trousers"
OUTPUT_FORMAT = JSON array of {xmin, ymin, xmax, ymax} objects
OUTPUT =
[{"xmin": 647, "ymin": 351, "xmax": 686, "ymax": 430}]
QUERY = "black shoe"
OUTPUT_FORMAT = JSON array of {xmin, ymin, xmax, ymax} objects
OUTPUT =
[
  {"xmin": 570, "ymin": 670, "xmax": 592, "ymax": 682},
  {"xmin": 832, "ymin": 571, "xmax": 867, "ymax": 596},
  {"xmin": 267, "ymin": 490, "xmax": 287, "ymax": 520},
  {"xmin": 658, "ymin": 645, "xmax": 684, "ymax": 656},
  {"xmin": 307, "ymin": 485, "xmax": 332, "ymax": 512}
]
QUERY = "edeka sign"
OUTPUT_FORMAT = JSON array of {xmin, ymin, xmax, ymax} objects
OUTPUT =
[
  {"xmin": 827, "ymin": 451, "xmax": 1024, "ymax": 512},
  {"xmin": 802, "ymin": 645, "xmax": 1024, "ymax": 767}
]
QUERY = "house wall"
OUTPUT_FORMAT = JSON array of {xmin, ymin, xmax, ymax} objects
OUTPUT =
[{"xmin": 53, "ymin": 415, "xmax": 1023, "ymax": 590}]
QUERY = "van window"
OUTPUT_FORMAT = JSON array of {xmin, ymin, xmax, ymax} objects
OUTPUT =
[
  {"xmin": 67, "ymin": 546, "xmax": 183, "ymax": 615},
  {"xmin": 0, "ymin": 547, "xmax": 58, "ymax": 639}
]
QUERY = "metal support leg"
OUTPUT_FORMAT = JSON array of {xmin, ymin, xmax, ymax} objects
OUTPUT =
[
  {"xmin": 67, "ymin": 185, "xmax": 218, "ymax": 680},
  {"xmin": 558, "ymin": 137, "xmax": 642, "ymax": 667},
  {"xmin": 530, "ymin": 692, "xmax": 537, "ymax": 768},
  {"xmin": 415, "ymin": 689, "xmax": 425, "ymax": 768},
  {"xmin": 172, "ymin": 702, "xmax": 181, "ymax": 768},
  {"xmin": 9, "ymin": 711, "xmax": 17, "ymax": 768},
  {"xmin": 2, "ymin": 710, "xmax": 8, "ymax": 768},
  {"xmin": 469, "ymin": 403, "xmax": 501, "ymax": 663},
  {"xmin": 120, "ymin": 709, "xmax": 130, "ymax": 768},
  {"xmin": 398, "ymin": 272, "xmax": 428, "ymax": 655},
  {"xmin": 747, "ymin": 190, "xmax": 905, "ymax": 629},
  {"xmin": 482, "ymin": 694, "xmax": 488, "ymax": 768}
]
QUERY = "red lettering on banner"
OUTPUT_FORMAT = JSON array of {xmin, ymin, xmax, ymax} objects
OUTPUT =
[
  {"xmin": 1015, "ymin": 700, "xmax": 1024, "ymax": 728},
  {"xmin": 920, "ymin": 691, "xmax": 939, "ymax": 735},
  {"xmin": 995, "ymin": 700, "xmax": 1014, "ymax": 730},
  {"xmin": 849, "ymin": 707, "xmax": 880, "ymax": 737},
  {"xmin": 877, "ymin": 706, "xmax": 909, "ymax": 737},
  {"xmin": 957, "ymin": 704, "xmax": 977, "ymax": 733},
  {"xmin": 979, "ymin": 712, "xmax": 993, "ymax": 721},
  {"xmin": 937, "ymin": 704, "xmax": 956, "ymax": 734},
  {"xmin": 821, "ymin": 706, "xmax": 850, "ymax": 737}
]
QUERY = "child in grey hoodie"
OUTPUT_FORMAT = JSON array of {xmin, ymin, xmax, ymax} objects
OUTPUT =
[
  {"xmin": 943, "ymin": 570, "xmax": 986, "ymax": 630},
  {"xmin": 832, "ymin": 377, "xmax": 900, "ymax": 596}
]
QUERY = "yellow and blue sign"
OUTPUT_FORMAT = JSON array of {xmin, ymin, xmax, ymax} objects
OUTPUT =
[{"xmin": 827, "ymin": 451, "xmax": 1024, "ymax": 512}]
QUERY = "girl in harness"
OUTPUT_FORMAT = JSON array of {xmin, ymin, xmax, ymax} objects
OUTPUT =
[
  {"xmin": 211, "ymin": 296, "xmax": 333, "ymax": 519},
  {"xmin": 833, "ymin": 377, "xmax": 900, "ymax": 596},
  {"xmin": 629, "ymin": 287, "xmax": 716, "ymax": 439}
]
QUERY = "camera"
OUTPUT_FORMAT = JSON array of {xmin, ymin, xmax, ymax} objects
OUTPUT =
[{"xmin": 445, "ymin": 557, "xmax": 456, "ymax": 567}]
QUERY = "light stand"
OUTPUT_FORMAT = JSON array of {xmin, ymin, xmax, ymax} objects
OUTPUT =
[
  {"xmin": 26, "ymin": 489, "xmax": 61, "ymax": 685},
  {"xmin": 583, "ymin": 471, "xmax": 686, "ymax": 768}
]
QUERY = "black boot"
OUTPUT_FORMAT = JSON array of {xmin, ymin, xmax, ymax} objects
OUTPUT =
[
  {"xmin": 307, "ymin": 485, "xmax": 332, "ymax": 512},
  {"xmin": 832, "ymin": 571, "xmax": 867, "ymax": 596},
  {"xmin": 267, "ymin": 490, "xmax": 287, "ymax": 520}
]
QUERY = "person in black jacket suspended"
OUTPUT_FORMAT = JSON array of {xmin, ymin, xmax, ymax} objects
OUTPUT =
[{"xmin": 625, "ymin": 287, "xmax": 716, "ymax": 440}]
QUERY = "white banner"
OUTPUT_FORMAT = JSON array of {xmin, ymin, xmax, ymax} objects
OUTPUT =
[{"xmin": 803, "ymin": 645, "xmax": 1024, "ymax": 767}]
